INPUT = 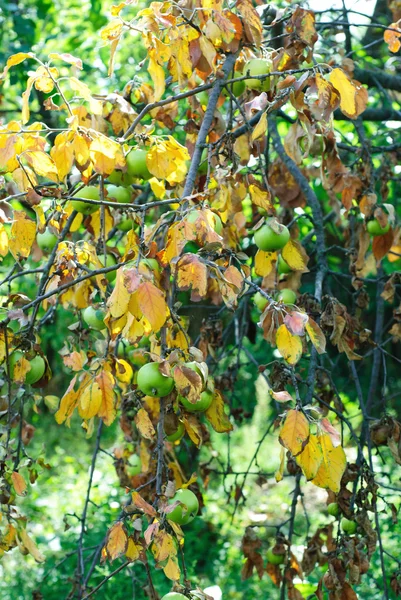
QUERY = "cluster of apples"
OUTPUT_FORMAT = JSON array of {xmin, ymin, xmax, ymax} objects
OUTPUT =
[
  {"xmin": 252, "ymin": 218, "xmax": 297, "ymax": 309},
  {"xmin": 69, "ymin": 148, "xmax": 150, "ymax": 216},
  {"xmin": 327, "ymin": 502, "xmax": 358, "ymax": 534},
  {"xmin": 137, "ymin": 361, "xmax": 213, "ymax": 412}
]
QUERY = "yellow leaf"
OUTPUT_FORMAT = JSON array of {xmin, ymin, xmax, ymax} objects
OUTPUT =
[
  {"xmin": 146, "ymin": 137, "xmax": 190, "ymax": 185},
  {"xmin": 114, "ymin": 358, "xmax": 133, "ymax": 383},
  {"xmin": 282, "ymin": 240, "xmax": 309, "ymax": 272},
  {"xmin": 96, "ymin": 370, "xmax": 116, "ymax": 426},
  {"xmin": 135, "ymin": 407, "xmax": 156, "ymax": 439},
  {"xmin": 50, "ymin": 132, "xmax": 74, "ymax": 181},
  {"xmin": 249, "ymin": 183, "xmax": 272, "ymax": 211},
  {"xmin": 173, "ymin": 363, "xmax": 204, "ymax": 404},
  {"xmin": 17, "ymin": 529, "xmax": 45, "ymax": 563},
  {"xmin": 9, "ymin": 211, "xmax": 36, "ymax": 260},
  {"xmin": 12, "ymin": 355, "xmax": 31, "ymax": 383},
  {"xmin": 55, "ymin": 376, "xmax": 80, "ymax": 425},
  {"xmin": 152, "ymin": 530, "xmax": 176, "ymax": 563},
  {"xmin": 305, "ymin": 318, "xmax": 326, "ymax": 354},
  {"xmin": 22, "ymin": 76, "xmax": 35, "ymax": 124},
  {"xmin": 295, "ymin": 434, "xmax": 323, "ymax": 480},
  {"xmin": 384, "ymin": 20, "xmax": 401, "ymax": 53},
  {"xmin": 88, "ymin": 207, "xmax": 114, "ymax": 241},
  {"xmin": 311, "ymin": 433, "xmax": 346, "ymax": 493},
  {"xmin": 329, "ymin": 68, "xmax": 368, "ymax": 119},
  {"xmin": 182, "ymin": 413, "xmax": 203, "ymax": 447},
  {"xmin": 137, "ymin": 282, "xmax": 169, "ymax": 332},
  {"xmin": 89, "ymin": 134, "xmax": 125, "ymax": 175},
  {"xmin": 105, "ymin": 522, "xmax": 128, "ymax": 561},
  {"xmin": 0, "ymin": 224, "xmax": 9, "ymax": 258},
  {"xmin": 0, "ymin": 52, "xmax": 34, "ymax": 79},
  {"xmin": 163, "ymin": 555, "xmax": 181, "ymax": 581},
  {"xmin": 148, "ymin": 53, "xmax": 166, "ymax": 102},
  {"xmin": 176, "ymin": 254, "xmax": 208, "ymax": 298},
  {"xmin": 254, "ymin": 250, "xmax": 277, "ymax": 277},
  {"xmin": 126, "ymin": 536, "xmax": 141, "ymax": 561},
  {"xmin": 11, "ymin": 472, "xmax": 27, "ymax": 496},
  {"xmin": 149, "ymin": 177, "xmax": 166, "ymax": 199},
  {"xmin": 69, "ymin": 77, "xmax": 102, "ymax": 115},
  {"xmin": 78, "ymin": 379, "xmax": 102, "ymax": 420},
  {"xmin": 251, "ymin": 111, "xmax": 267, "ymax": 142},
  {"xmin": 276, "ymin": 324, "xmax": 303, "ymax": 365},
  {"xmin": 275, "ymin": 446, "xmax": 285, "ymax": 482},
  {"xmin": 279, "ymin": 409, "xmax": 309, "ymax": 456},
  {"xmin": 205, "ymin": 390, "xmax": 233, "ymax": 433},
  {"xmin": 107, "ymin": 269, "xmax": 131, "ymax": 319},
  {"xmin": 24, "ymin": 150, "xmax": 59, "ymax": 182},
  {"xmin": 48, "ymin": 53, "xmax": 83, "ymax": 69}
]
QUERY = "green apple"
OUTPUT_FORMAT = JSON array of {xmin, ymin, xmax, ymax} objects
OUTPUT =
[
  {"xmin": 328, "ymin": 502, "xmax": 340, "ymax": 517},
  {"xmin": 105, "ymin": 184, "xmax": 132, "ymax": 204},
  {"xmin": 71, "ymin": 186, "xmax": 100, "ymax": 215},
  {"xmin": 127, "ymin": 454, "xmax": 141, "ymax": 475},
  {"xmin": 277, "ymin": 255, "xmax": 291, "ymax": 274},
  {"xmin": 161, "ymin": 594, "xmax": 188, "ymax": 600},
  {"xmin": 253, "ymin": 291, "xmax": 269, "ymax": 311},
  {"xmin": 266, "ymin": 548, "xmax": 285, "ymax": 565},
  {"xmin": 9, "ymin": 351, "xmax": 46, "ymax": 385},
  {"xmin": 223, "ymin": 74, "xmax": 246, "ymax": 98},
  {"xmin": 117, "ymin": 218, "xmax": 134, "ymax": 232},
  {"xmin": 367, "ymin": 218, "xmax": 390, "ymax": 236},
  {"xmin": 95, "ymin": 254, "xmax": 117, "ymax": 283},
  {"xmin": 37, "ymin": 229, "xmax": 58, "ymax": 252},
  {"xmin": 276, "ymin": 289, "xmax": 297, "ymax": 305},
  {"xmin": 244, "ymin": 58, "xmax": 272, "ymax": 91},
  {"xmin": 166, "ymin": 421, "xmax": 185, "ymax": 442},
  {"xmin": 254, "ymin": 220, "xmax": 290, "ymax": 252},
  {"xmin": 136, "ymin": 362, "xmax": 175, "ymax": 397},
  {"xmin": 341, "ymin": 518, "xmax": 357, "ymax": 534},
  {"xmin": 183, "ymin": 241, "xmax": 200, "ymax": 254},
  {"xmin": 126, "ymin": 149, "xmax": 151, "ymax": 180},
  {"xmin": 108, "ymin": 170, "xmax": 135, "ymax": 187},
  {"xmin": 140, "ymin": 258, "xmax": 161, "ymax": 273},
  {"xmin": 82, "ymin": 306, "xmax": 106, "ymax": 331},
  {"xmin": 198, "ymin": 90, "xmax": 209, "ymax": 108},
  {"xmin": 179, "ymin": 389, "xmax": 213, "ymax": 412},
  {"xmin": 167, "ymin": 488, "xmax": 199, "ymax": 525}
]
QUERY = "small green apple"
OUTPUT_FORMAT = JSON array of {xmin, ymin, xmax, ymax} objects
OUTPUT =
[
  {"xmin": 254, "ymin": 220, "xmax": 290, "ymax": 252},
  {"xmin": 37, "ymin": 229, "xmax": 58, "ymax": 252},
  {"xmin": 82, "ymin": 306, "xmax": 106, "ymax": 331},
  {"xmin": 367, "ymin": 218, "xmax": 390, "ymax": 236},
  {"xmin": 166, "ymin": 421, "xmax": 185, "ymax": 442},
  {"xmin": 266, "ymin": 548, "xmax": 285, "ymax": 565},
  {"xmin": 277, "ymin": 254, "xmax": 291, "ymax": 274},
  {"xmin": 341, "ymin": 518, "xmax": 357, "ymax": 534},
  {"xmin": 244, "ymin": 58, "xmax": 272, "ymax": 91},
  {"xmin": 167, "ymin": 488, "xmax": 199, "ymax": 525},
  {"xmin": 253, "ymin": 291, "xmax": 269, "ymax": 311},
  {"xmin": 126, "ymin": 149, "xmax": 151, "ymax": 180},
  {"xmin": 71, "ymin": 186, "xmax": 100, "ymax": 215},
  {"xmin": 276, "ymin": 289, "xmax": 297, "ymax": 305},
  {"xmin": 105, "ymin": 184, "xmax": 132, "ymax": 204},
  {"xmin": 179, "ymin": 389, "xmax": 213, "ymax": 412},
  {"xmin": 328, "ymin": 502, "xmax": 340, "ymax": 517},
  {"xmin": 136, "ymin": 362, "xmax": 174, "ymax": 397}
]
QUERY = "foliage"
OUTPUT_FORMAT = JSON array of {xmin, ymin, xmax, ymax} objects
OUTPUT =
[{"xmin": 1, "ymin": 0, "xmax": 401, "ymax": 599}]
